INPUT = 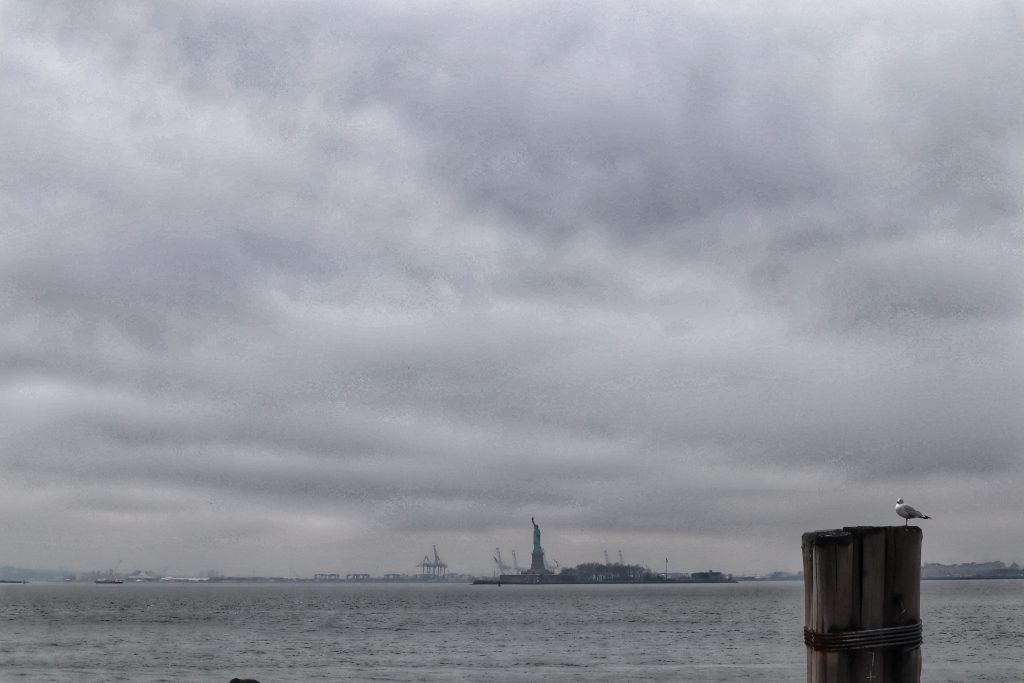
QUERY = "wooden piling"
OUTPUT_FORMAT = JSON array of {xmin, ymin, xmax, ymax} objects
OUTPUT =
[{"xmin": 802, "ymin": 526, "xmax": 922, "ymax": 683}]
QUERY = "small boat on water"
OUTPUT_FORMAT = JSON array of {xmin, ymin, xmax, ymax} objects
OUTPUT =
[{"xmin": 95, "ymin": 579, "xmax": 123, "ymax": 584}]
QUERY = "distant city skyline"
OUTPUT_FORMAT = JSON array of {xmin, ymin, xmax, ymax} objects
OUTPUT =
[{"xmin": 2, "ymin": 1, "xmax": 1023, "ymax": 578}]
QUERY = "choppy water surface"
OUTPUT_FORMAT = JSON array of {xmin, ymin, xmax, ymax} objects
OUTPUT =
[{"xmin": 0, "ymin": 580, "xmax": 1020, "ymax": 682}]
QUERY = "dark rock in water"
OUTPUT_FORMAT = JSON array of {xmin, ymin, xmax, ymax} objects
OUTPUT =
[{"xmin": 229, "ymin": 679, "xmax": 261, "ymax": 683}]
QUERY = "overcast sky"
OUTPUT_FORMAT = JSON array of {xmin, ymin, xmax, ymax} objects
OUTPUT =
[{"xmin": 2, "ymin": 0, "xmax": 1022, "ymax": 577}]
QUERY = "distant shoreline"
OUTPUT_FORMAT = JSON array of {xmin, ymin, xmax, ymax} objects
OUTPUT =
[{"xmin": 473, "ymin": 576, "xmax": 738, "ymax": 585}]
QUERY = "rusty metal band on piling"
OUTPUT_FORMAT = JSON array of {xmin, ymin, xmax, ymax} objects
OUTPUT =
[{"xmin": 803, "ymin": 620, "xmax": 922, "ymax": 652}]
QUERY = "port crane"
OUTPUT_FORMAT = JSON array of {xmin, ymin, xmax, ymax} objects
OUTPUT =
[
  {"xmin": 493, "ymin": 548, "xmax": 511, "ymax": 574},
  {"xmin": 618, "ymin": 550, "xmax": 624, "ymax": 565},
  {"xmin": 418, "ymin": 545, "xmax": 448, "ymax": 579},
  {"xmin": 511, "ymin": 550, "xmax": 521, "ymax": 573},
  {"xmin": 433, "ymin": 546, "xmax": 447, "ymax": 577},
  {"xmin": 604, "ymin": 550, "xmax": 611, "ymax": 565}
]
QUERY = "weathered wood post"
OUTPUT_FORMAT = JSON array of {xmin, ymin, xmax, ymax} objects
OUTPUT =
[{"xmin": 802, "ymin": 526, "xmax": 922, "ymax": 683}]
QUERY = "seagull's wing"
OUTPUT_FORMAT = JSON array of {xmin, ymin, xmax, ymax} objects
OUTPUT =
[{"xmin": 902, "ymin": 504, "xmax": 925, "ymax": 518}]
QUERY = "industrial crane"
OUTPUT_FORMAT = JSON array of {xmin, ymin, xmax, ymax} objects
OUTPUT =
[
  {"xmin": 493, "ymin": 548, "xmax": 511, "ymax": 574},
  {"xmin": 433, "ymin": 546, "xmax": 447, "ymax": 577},
  {"xmin": 418, "ymin": 545, "xmax": 448, "ymax": 578},
  {"xmin": 511, "ymin": 550, "xmax": 521, "ymax": 573}
]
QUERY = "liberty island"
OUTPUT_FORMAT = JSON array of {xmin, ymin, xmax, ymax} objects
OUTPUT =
[{"xmin": 474, "ymin": 518, "xmax": 735, "ymax": 584}]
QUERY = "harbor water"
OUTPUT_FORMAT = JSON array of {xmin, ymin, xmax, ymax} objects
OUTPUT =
[{"xmin": 1, "ymin": 580, "xmax": 1021, "ymax": 682}]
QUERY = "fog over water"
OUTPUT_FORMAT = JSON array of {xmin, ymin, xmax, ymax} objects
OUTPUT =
[{"xmin": 1, "ymin": 1, "xmax": 1022, "ymax": 577}]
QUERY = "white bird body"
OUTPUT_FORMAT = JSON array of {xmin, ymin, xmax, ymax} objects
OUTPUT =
[{"xmin": 895, "ymin": 498, "xmax": 931, "ymax": 526}]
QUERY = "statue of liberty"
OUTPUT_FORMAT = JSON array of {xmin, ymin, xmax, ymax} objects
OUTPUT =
[{"xmin": 528, "ymin": 517, "xmax": 548, "ymax": 574}]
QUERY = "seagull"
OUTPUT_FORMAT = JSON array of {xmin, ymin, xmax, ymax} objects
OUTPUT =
[{"xmin": 895, "ymin": 498, "xmax": 931, "ymax": 526}]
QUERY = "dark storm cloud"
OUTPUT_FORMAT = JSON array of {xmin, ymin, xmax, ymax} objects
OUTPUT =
[{"xmin": 1, "ymin": 0, "xmax": 1023, "ymax": 574}]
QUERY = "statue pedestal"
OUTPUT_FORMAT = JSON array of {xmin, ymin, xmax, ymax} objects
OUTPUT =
[{"xmin": 529, "ymin": 549, "xmax": 547, "ymax": 574}]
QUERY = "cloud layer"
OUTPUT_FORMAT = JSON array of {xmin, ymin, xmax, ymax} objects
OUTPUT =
[{"xmin": 2, "ymin": 0, "xmax": 1022, "ymax": 575}]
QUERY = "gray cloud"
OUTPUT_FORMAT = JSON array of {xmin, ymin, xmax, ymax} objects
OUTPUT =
[{"xmin": 1, "ymin": 0, "xmax": 1023, "ymax": 576}]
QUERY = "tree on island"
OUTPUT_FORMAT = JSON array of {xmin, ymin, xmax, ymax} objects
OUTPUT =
[{"xmin": 560, "ymin": 561, "xmax": 653, "ymax": 583}]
